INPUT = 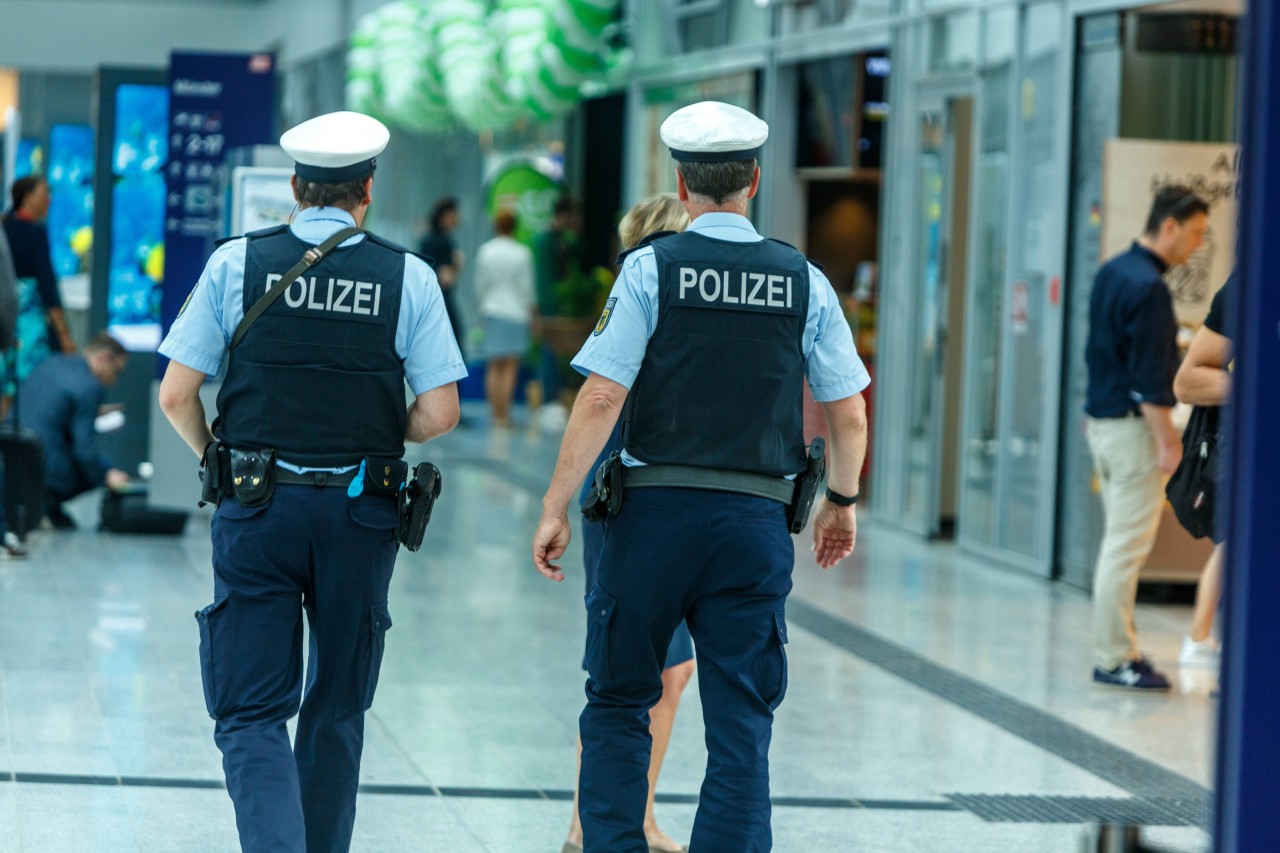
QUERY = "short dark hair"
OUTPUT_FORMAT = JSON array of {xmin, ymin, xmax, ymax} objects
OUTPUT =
[
  {"xmin": 494, "ymin": 208, "xmax": 517, "ymax": 236},
  {"xmin": 676, "ymin": 159, "xmax": 756, "ymax": 205},
  {"xmin": 430, "ymin": 197, "xmax": 458, "ymax": 232},
  {"xmin": 294, "ymin": 177, "xmax": 368, "ymax": 211},
  {"xmin": 1144, "ymin": 185, "xmax": 1209, "ymax": 235},
  {"xmin": 85, "ymin": 331, "xmax": 126, "ymax": 359},
  {"xmin": 10, "ymin": 175, "xmax": 46, "ymax": 211}
]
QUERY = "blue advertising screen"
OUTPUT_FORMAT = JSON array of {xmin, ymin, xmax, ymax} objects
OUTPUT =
[
  {"xmin": 14, "ymin": 138, "xmax": 42, "ymax": 180},
  {"xmin": 47, "ymin": 124, "xmax": 95, "ymax": 278},
  {"xmin": 107, "ymin": 84, "xmax": 169, "ymax": 350}
]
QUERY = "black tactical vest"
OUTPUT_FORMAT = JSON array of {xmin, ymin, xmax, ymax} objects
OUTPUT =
[
  {"xmin": 214, "ymin": 225, "xmax": 408, "ymax": 467},
  {"xmin": 623, "ymin": 230, "xmax": 810, "ymax": 477}
]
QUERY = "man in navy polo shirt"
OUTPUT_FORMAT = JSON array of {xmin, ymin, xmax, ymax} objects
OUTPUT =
[{"xmin": 1085, "ymin": 185, "xmax": 1209, "ymax": 691}]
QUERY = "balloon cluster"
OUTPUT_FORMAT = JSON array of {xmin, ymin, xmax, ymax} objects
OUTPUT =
[{"xmin": 347, "ymin": 0, "xmax": 624, "ymax": 133}]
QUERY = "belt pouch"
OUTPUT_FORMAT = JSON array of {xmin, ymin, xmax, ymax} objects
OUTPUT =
[
  {"xmin": 364, "ymin": 456, "xmax": 408, "ymax": 497},
  {"xmin": 229, "ymin": 448, "xmax": 277, "ymax": 506},
  {"xmin": 199, "ymin": 442, "xmax": 231, "ymax": 507}
]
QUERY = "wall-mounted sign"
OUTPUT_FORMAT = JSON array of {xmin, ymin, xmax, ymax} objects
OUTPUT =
[{"xmin": 161, "ymin": 51, "xmax": 276, "ymax": 355}]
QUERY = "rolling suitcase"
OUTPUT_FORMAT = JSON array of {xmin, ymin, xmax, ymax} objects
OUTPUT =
[
  {"xmin": 0, "ymin": 427, "xmax": 44, "ymax": 538},
  {"xmin": 2, "ymin": 346, "xmax": 45, "ymax": 539}
]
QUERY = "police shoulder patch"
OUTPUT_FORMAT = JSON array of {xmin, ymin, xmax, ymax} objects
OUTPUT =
[
  {"xmin": 594, "ymin": 297, "xmax": 617, "ymax": 336},
  {"xmin": 176, "ymin": 284, "xmax": 198, "ymax": 319}
]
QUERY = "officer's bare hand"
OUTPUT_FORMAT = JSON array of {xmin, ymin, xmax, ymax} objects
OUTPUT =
[
  {"xmin": 105, "ymin": 469, "xmax": 131, "ymax": 492},
  {"xmin": 810, "ymin": 499, "xmax": 857, "ymax": 569},
  {"xmin": 532, "ymin": 512, "xmax": 571, "ymax": 582}
]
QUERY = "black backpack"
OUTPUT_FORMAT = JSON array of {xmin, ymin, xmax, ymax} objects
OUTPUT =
[{"xmin": 1165, "ymin": 405, "xmax": 1220, "ymax": 539}]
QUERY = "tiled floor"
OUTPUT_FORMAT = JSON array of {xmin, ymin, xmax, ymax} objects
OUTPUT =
[{"xmin": 0, "ymin": 404, "xmax": 1216, "ymax": 851}]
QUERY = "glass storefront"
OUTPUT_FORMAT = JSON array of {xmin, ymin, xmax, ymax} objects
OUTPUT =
[{"xmin": 622, "ymin": 0, "xmax": 1241, "ymax": 580}]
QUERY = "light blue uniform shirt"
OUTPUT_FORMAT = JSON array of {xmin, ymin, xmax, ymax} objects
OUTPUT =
[
  {"xmin": 159, "ymin": 206, "xmax": 467, "ymax": 472},
  {"xmin": 572, "ymin": 212, "xmax": 870, "ymax": 467}
]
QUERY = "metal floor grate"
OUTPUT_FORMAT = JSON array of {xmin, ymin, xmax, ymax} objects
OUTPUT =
[{"xmin": 946, "ymin": 794, "xmax": 1210, "ymax": 827}]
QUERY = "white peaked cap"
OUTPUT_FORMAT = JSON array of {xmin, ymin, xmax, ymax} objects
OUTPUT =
[
  {"xmin": 659, "ymin": 101, "xmax": 768, "ymax": 162},
  {"xmin": 279, "ymin": 111, "xmax": 390, "ymax": 183}
]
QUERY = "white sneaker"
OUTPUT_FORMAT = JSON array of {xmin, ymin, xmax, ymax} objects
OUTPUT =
[
  {"xmin": 2, "ymin": 531, "xmax": 27, "ymax": 558},
  {"xmin": 1179, "ymin": 635, "xmax": 1220, "ymax": 667}
]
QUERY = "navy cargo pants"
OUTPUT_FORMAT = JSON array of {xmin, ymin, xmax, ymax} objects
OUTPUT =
[
  {"xmin": 579, "ymin": 486, "xmax": 794, "ymax": 853},
  {"xmin": 196, "ymin": 485, "xmax": 399, "ymax": 853}
]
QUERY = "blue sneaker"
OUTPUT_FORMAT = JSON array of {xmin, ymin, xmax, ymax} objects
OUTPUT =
[{"xmin": 1093, "ymin": 657, "xmax": 1171, "ymax": 691}]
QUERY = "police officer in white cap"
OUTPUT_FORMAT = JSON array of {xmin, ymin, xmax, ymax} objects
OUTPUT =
[
  {"xmin": 533, "ymin": 101, "xmax": 871, "ymax": 851},
  {"xmin": 158, "ymin": 111, "xmax": 465, "ymax": 852}
]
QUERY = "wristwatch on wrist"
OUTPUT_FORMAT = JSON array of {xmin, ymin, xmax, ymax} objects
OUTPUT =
[{"xmin": 825, "ymin": 487, "xmax": 858, "ymax": 506}]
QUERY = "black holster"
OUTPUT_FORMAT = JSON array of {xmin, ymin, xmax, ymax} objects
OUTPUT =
[
  {"xmin": 199, "ymin": 442, "xmax": 231, "ymax": 507},
  {"xmin": 581, "ymin": 452, "xmax": 624, "ymax": 523},
  {"xmin": 229, "ymin": 448, "xmax": 277, "ymax": 506},
  {"xmin": 399, "ymin": 462, "xmax": 442, "ymax": 551},
  {"xmin": 786, "ymin": 437, "xmax": 826, "ymax": 534}
]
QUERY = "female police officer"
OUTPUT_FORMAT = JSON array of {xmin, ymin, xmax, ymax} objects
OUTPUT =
[
  {"xmin": 158, "ymin": 111, "xmax": 464, "ymax": 852},
  {"xmin": 532, "ymin": 101, "xmax": 870, "ymax": 853}
]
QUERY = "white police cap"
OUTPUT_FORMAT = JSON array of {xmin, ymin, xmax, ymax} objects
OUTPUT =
[
  {"xmin": 280, "ymin": 111, "xmax": 390, "ymax": 184},
  {"xmin": 660, "ymin": 101, "xmax": 768, "ymax": 162}
]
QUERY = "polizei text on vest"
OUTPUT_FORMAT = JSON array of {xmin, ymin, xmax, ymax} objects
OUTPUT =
[
  {"xmin": 677, "ymin": 267, "xmax": 795, "ymax": 310},
  {"xmin": 265, "ymin": 274, "xmax": 384, "ymax": 316}
]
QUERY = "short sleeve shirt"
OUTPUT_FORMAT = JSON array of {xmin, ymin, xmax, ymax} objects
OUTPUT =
[
  {"xmin": 1084, "ymin": 242, "xmax": 1179, "ymax": 417},
  {"xmin": 1203, "ymin": 276, "xmax": 1230, "ymax": 335}
]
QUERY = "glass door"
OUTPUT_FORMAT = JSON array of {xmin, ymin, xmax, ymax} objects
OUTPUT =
[{"xmin": 902, "ymin": 92, "xmax": 973, "ymax": 537}]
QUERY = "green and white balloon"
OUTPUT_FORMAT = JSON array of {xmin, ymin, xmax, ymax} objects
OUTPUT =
[{"xmin": 347, "ymin": 0, "xmax": 623, "ymax": 133}]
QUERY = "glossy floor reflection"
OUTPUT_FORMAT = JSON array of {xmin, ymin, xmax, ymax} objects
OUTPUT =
[{"xmin": 0, "ymin": 404, "xmax": 1215, "ymax": 851}]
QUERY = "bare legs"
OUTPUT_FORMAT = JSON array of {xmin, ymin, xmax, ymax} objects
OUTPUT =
[
  {"xmin": 568, "ymin": 659, "xmax": 696, "ymax": 849},
  {"xmin": 485, "ymin": 356, "xmax": 520, "ymax": 425},
  {"xmin": 1190, "ymin": 542, "xmax": 1224, "ymax": 643}
]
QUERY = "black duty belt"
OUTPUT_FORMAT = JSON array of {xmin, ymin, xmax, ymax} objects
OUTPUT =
[
  {"xmin": 622, "ymin": 464, "xmax": 794, "ymax": 505},
  {"xmin": 275, "ymin": 468, "xmax": 360, "ymax": 488}
]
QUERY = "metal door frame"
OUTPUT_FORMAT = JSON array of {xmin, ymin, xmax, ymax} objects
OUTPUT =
[{"xmin": 900, "ymin": 80, "xmax": 976, "ymax": 537}]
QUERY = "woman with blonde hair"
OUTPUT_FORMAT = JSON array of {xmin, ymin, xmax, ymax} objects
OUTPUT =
[{"xmin": 563, "ymin": 193, "xmax": 691, "ymax": 853}]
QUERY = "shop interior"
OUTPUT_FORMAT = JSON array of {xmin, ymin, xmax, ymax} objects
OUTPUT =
[
  {"xmin": 1058, "ymin": 1, "xmax": 1240, "ymax": 589},
  {"xmin": 794, "ymin": 50, "xmax": 887, "ymax": 497}
]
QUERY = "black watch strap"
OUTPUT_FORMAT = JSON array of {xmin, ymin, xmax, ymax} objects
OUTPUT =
[{"xmin": 825, "ymin": 487, "xmax": 859, "ymax": 506}]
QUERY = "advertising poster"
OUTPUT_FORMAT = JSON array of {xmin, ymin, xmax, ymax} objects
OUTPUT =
[
  {"xmin": 1102, "ymin": 139, "xmax": 1240, "ymax": 325},
  {"xmin": 14, "ymin": 138, "xmax": 41, "ymax": 179},
  {"xmin": 106, "ymin": 83, "xmax": 168, "ymax": 351},
  {"xmin": 160, "ymin": 51, "xmax": 276, "ymax": 353},
  {"xmin": 486, "ymin": 161, "xmax": 562, "ymax": 246},
  {"xmin": 47, "ymin": 124, "xmax": 95, "ymax": 278}
]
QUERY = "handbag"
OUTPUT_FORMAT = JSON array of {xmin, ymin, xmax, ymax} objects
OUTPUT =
[{"xmin": 1165, "ymin": 404, "xmax": 1220, "ymax": 539}]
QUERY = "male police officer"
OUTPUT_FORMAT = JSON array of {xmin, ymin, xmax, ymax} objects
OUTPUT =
[
  {"xmin": 532, "ymin": 101, "xmax": 870, "ymax": 852},
  {"xmin": 158, "ymin": 111, "xmax": 464, "ymax": 852}
]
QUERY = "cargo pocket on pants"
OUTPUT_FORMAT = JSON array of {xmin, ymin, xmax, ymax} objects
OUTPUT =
[
  {"xmin": 584, "ymin": 586, "xmax": 617, "ymax": 684},
  {"xmin": 361, "ymin": 601, "xmax": 394, "ymax": 711},
  {"xmin": 766, "ymin": 611, "xmax": 790, "ymax": 712},
  {"xmin": 195, "ymin": 596, "xmax": 230, "ymax": 720}
]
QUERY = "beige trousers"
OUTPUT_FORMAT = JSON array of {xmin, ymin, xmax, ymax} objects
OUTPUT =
[{"xmin": 1087, "ymin": 416, "xmax": 1166, "ymax": 670}]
